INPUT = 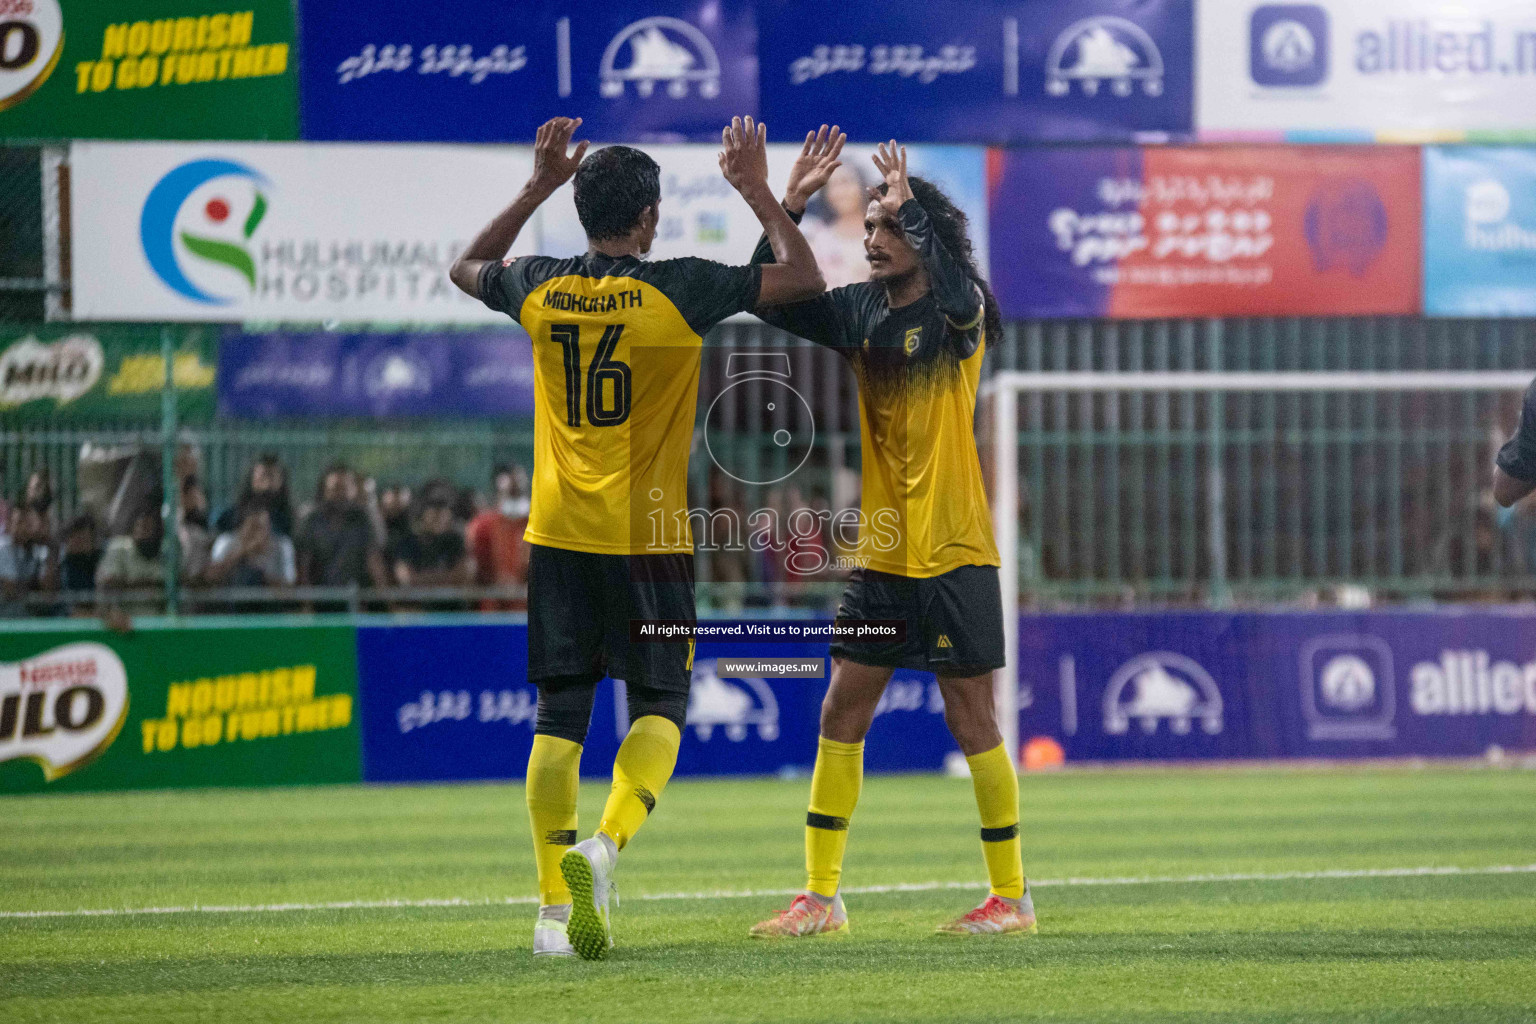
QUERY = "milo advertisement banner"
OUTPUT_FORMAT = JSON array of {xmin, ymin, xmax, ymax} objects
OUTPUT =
[
  {"xmin": 0, "ymin": 625, "xmax": 360, "ymax": 792},
  {"xmin": 0, "ymin": 0, "xmax": 298, "ymax": 140},
  {"xmin": 0, "ymin": 324, "xmax": 216, "ymax": 421}
]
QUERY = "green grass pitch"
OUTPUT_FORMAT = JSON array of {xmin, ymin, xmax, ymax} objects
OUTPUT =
[{"xmin": 3, "ymin": 765, "xmax": 1536, "ymax": 1023}]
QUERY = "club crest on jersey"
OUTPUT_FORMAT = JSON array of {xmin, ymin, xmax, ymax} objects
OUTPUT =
[{"xmin": 903, "ymin": 326, "xmax": 923, "ymax": 356}]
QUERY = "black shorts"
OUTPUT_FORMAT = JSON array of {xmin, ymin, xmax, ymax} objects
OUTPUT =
[
  {"xmin": 830, "ymin": 563, "xmax": 1005, "ymax": 676},
  {"xmin": 527, "ymin": 543, "xmax": 696, "ymax": 690}
]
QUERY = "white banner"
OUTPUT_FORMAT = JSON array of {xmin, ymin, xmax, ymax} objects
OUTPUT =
[
  {"xmin": 71, "ymin": 142, "xmax": 535, "ymax": 323},
  {"xmin": 537, "ymin": 143, "xmax": 988, "ymax": 290},
  {"xmin": 72, "ymin": 140, "xmax": 988, "ymax": 323},
  {"xmin": 1198, "ymin": 0, "xmax": 1536, "ymax": 139}
]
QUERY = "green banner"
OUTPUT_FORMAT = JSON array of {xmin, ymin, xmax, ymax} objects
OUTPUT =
[
  {"xmin": 0, "ymin": 0, "xmax": 297, "ymax": 141},
  {"xmin": 0, "ymin": 323, "xmax": 216, "ymax": 422},
  {"xmin": 0, "ymin": 624, "xmax": 361, "ymax": 792}
]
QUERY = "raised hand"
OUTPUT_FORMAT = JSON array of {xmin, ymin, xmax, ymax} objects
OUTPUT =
[
  {"xmin": 529, "ymin": 117, "xmax": 590, "ymax": 195},
  {"xmin": 718, "ymin": 115, "xmax": 771, "ymax": 196},
  {"xmin": 784, "ymin": 124, "xmax": 847, "ymax": 213},
  {"xmin": 870, "ymin": 139, "xmax": 914, "ymax": 217}
]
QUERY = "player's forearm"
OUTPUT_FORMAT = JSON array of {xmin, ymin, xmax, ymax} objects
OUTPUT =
[
  {"xmin": 449, "ymin": 184, "xmax": 551, "ymax": 295},
  {"xmin": 751, "ymin": 203, "xmax": 804, "ymax": 267},
  {"xmin": 744, "ymin": 184, "xmax": 823, "ymax": 299}
]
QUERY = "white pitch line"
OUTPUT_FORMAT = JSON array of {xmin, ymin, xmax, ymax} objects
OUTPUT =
[{"xmin": 3, "ymin": 864, "xmax": 1533, "ymax": 922}]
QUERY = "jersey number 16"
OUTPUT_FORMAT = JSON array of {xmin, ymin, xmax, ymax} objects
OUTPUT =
[{"xmin": 550, "ymin": 323, "xmax": 632, "ymax": 427}]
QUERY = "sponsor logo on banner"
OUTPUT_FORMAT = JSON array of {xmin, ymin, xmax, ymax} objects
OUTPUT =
[
  {"xmin": 0, "ymin": 0, "xmax": 64, "ymax": 111},
  {"xmin": 599, "ymin": 16, "xmax": 720, "ymax": 100},
  {"xmin": 72, "ymin": 142, "xmax": 530, "ymax": 322},
  {"xmin": 1046, "ymin": 16, "xmax": 1164, "ymax": 98},
  {"xmin": 1464, "ymin": 177, "xmax": 1536, "ymax": 252},
  {"xmin": 688, "ymin": 659, "xmax": 780, "ymax": 741},
  {"xmin": 0, "ymin": 334, "xmax": 104, "ymax": 407},
  {"xmin": 1299, "ymin": 634, "xmax": 1396, "ymax": 739},
  {"xmin": 1202, "ymin": 0, "xmax": 1536, "ymax": 137},
  {"xmin": 0, "ymin": 643, "xmax": 129, "ymax": 781},
  {"xmin": 1103, "ymin": 652, "xmax": 1223, "ymax": 735},
  {"xmin": 1250, "ymin": 4, "xmax": 1330, "ymax": 86},
  {"xmin": 1409, "ymin": 650, "xmax": 1536, "ymax": 717},
  {"xmin": 140, "ymin": 159, "xmax": 270, "ymax": 306},
  {"xmin": 1303, "ymin": 179, "xmax": 1388, "ymax": 274}
]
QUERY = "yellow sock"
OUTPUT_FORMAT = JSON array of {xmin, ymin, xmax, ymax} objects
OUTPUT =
[
  {"xmin": 805, "ymin": 735, "xmax": 864, "ymax": 899},
  {"xmin": 526, "ymin": 734, "xmax": 581, "ymax": 905},
  {"xmin": 597, "ymin": 715, "xmax": 681, "ymax": 850},
  {"xmin": 967, "ymin": 743, "xmax": 1025, "ymax": 899}
]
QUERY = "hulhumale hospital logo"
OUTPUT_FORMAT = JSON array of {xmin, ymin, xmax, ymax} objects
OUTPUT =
[{"xmin": 140, "ymin": 158, "xmax": 270, "ymax": 305}]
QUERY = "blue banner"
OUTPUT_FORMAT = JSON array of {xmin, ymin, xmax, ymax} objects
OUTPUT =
[
  {"xmin": 218, "ymin": 329, "xmax": 535, "ymax": 419},
  {"xmin": 1424, "ymin": 146, "xmax": 1536, "ymax": 316},
  {"xmin": 355, "ymin": 622, "xmax": 959, "ymax": 781},
  {"xmin": 760, "ymin": 0, "xmax": 1193, "ymax": 142},
  {"xmin": 1018, "ymin": 611, "xmax": 1536, "ymax": 760},
  {"xmin": 298, "ymin": 0, "xmax": 757, "ymax": 142}
]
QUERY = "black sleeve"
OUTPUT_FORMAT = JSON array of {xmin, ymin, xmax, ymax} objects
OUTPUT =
[
  {"xmin": 897, "ymin": 199, "xmax": 983, "ymax": 331},
  {"xmin": 1497, "ymin": 377, "xmax": 1536, "ymax": 482},
  {"xmin": 748, "ymin": 206, "xmax": 850, "ymax": 349},
  {"xmin": 477, "ymin": 256, "xmax": 560, "ymax": 324},
  {"xmin": 655, "ymin": 257, "xmax": 763, "ymax": 336}
]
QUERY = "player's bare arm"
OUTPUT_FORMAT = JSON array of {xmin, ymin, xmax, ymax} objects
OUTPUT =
[
  {"xmin": 782, "ymin": 123, "xmax": 847, "ymax": 215},
  {"xmin": 448, "ymin": 116, "xmax": 591, "ymax": 299},
  {"xmin": 718, "ymin": 115, "xmax": 824, "ymax": 306}
]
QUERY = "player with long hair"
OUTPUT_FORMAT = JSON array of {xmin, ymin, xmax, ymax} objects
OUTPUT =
[{"xmin": 747, "ymin": 127, "xmax": 1034, "ymax": 938}]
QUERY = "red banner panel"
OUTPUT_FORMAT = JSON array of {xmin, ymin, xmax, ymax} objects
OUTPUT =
[{"xmin": 1107, "ymin": 147, "xmax": 1421, "ymax": 318}]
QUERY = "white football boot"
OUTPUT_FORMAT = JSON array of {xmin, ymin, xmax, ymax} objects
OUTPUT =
[
  {"xmin": 533, "ymin": 905, "xmax": 575, "ymax": 957},
  {"xmin": 560, "ymin": 837, "xmax": 617, "ymax": 960}
]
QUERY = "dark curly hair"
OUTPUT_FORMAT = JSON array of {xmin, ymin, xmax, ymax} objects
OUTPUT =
[
  {"xmin": 573, "ymin": 145, "xmax": 661, "ymax": 242},
  {"xmin": 879, "ymin": 175, "xmax": 1003, "ymax": 344}
]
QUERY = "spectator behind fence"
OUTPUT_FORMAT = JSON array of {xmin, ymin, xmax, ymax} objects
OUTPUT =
[
  {"xmin": 179, "ymin": 476, "xmax": 213, "ymax": 585},
  {"xmin": 466, "ymin": 463, "xmax": 530, "ymax": 610},
  {"xmin": 0, "ymin": 505, "xmax": 57, "ymax": 616},
  {"xmin": 22, "ymin": 468, "xmax": 57, "ymax": 535},
  {"xmin": 393, "ymin": 495, "xmax": 472, "ymax": 597},
  {"xmin": 297, "ymin": 463, "xmax": 386, "ymax": 601},
  {"xmin": 208, "ymin": 499, "xmax": 296, "ymax": 589},
  {"xmin": 96, "ymin": 503, "xmax": 166, "ymax": 599},
  {"xmin": 379, "ymin": 483, "xmax": 412, "ymax": 566},
  {"xmin": 215, "ymin": 453, "xmax": 294, "ymax": 539},
  {"xmin": 59, "ymin": 513, "xmax": 102, "ymax": 598}
]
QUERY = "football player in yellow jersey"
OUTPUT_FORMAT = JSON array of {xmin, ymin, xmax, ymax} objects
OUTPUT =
[
  {"xmin": 747, "ymin": 129, "xmax": 1036, "ymax": 939},
  {"xmin": 449, "ymin": 116, "xmax": 823, "ymax": 960}
]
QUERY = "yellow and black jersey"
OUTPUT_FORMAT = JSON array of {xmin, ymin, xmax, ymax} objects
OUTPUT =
[
  {"xmin": 478, "ymin": 253, "xmax": 761, "ymax": 555},
  {"xmin": 753, "ymin": 200, "xmax": 1000, "ymax": 579}
]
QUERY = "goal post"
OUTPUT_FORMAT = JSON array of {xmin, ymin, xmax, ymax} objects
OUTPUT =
[{"xmin": 986, "ymin": 369, "xmax": 1533, "ymax": 765}]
